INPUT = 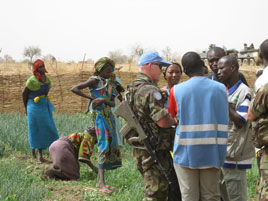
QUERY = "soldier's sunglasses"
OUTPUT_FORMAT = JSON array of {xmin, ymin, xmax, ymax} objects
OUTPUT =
[{"xmin": 151, "ymin": 63, "xmax": 163, "ymax": 69}]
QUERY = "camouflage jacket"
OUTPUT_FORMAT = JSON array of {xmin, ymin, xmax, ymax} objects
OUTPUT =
[
  {"xmin": 250, "ymin": 83, "xmax": 268, "ymax": 148},
  {"xmin": 126, "ymin": 72, "xmax": 173, "ymax": 151}
]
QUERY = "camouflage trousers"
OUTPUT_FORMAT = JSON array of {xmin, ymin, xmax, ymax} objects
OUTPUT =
[
  {"xmin": 257, "ymin": 148, "xmax": 268, "ymax": 201},
  {"xmin": 258, "ymin": 169, "xmax": 268, "ymax": 201},
  {"xmin": 133, "ymin": 148, "xmax": 173, "ymax": 201}
]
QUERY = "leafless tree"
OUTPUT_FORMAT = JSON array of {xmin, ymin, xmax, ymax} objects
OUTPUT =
[
  {"xmin": 43, "ymin": 54, "xmax": 56, "ymax": 65},
  {"xmin": 161, "ymin": 46, "xmax": 172, "ymax": 61},
  {"xmin": 131, "ymin": 44, "xmax": 145, "ymax": 58},
  {"xmin": 131, "ymin": 44, "xmax": 146, "ymax": 63},
  {"xmin": 23, "ymin": 46, "xmax": 41, "ymax": 63},
  {"xmin": 108, "ymin": 50, "xmax": 128, "ymax": 64},
  {"xmin": 86, "ymin": 58, "xmax": 94, "ymax": 64},
  {"xmin": 0, "ymin": 48, "xmax": 2, "ymax": 63},
  {"xmin": 170, "ymin": 52, "xmax": 181, "ymax": 62},
  {"xmin": 3, "ymin": 54, "xmax": 15, "ymax": 63}
]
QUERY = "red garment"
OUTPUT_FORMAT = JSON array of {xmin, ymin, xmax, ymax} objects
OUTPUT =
[
  {"xmin": 168, "ymin": 86, "xmax": 177, "ymax": 118},
  {"xmin": 33, "ymin": 59, "xmax": 47, "ymax": 82}
]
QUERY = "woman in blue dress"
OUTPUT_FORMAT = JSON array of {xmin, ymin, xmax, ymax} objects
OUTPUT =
[
  {"xmin": 71, "ymin": 57, "xmax": 121, "ymax": 194},
  {"xmin": 22, "ymin": 59, "xmax": 59, "ymax": 162}
]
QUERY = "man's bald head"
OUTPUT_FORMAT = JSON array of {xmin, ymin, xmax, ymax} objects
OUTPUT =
[
  {"xmin": 181, "ymin": 51, "xmax": 203, "ymax": 77},
  {"xmin": 207, "ymin": 47, "xmax": 226, "ymax": 57},
  {"xmin": 220, "ymin": 55, "xmax": 239, "ymax": 70}
]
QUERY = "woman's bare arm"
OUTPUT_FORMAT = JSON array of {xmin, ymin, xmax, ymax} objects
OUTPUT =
[
  {"xmin": 85, "ymin": 99, "xmax": 92, "ymax": 114},
  {"xmin": 92, "ymin": 95, "xmax": 115, "ymax": 109},
  {"xmin": 22, "ymin": 87, "xmax": 29, "ymax": 115},
  {"xmin": 71, "ymin": 78, "xmax": 98, "ymax": 100},
  {"xmin": 80, "ymin": 159, "xmax": 98, "ymax": 174}
]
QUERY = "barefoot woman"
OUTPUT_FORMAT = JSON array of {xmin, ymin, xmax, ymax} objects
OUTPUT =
[
  {"xmin": 71, "ymin": 57, "xmax": 122, "ymax": 193},
  {"xmin": 22, "ymin": 59, "xmax": 59, "ymax": 162}
]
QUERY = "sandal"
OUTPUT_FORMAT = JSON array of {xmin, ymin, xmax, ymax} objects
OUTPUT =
[
  {"xmin": 98, "ymin": 188, "xmax": 113, "ymax": 194},
  {"xmin": 96, "ymin": 184, "xmax": 114, "ymax": 190},
  {"xmin": 104, "ymin": 185, "xmax": 113, "ymax": 190}
]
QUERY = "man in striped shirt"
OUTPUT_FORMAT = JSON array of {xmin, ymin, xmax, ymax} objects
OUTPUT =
[
  {"xmin": 168, "ymin": 52, "xmax": 229, "ymax": 201},
  {"xmin": 217, "ymin": 55, "xmax": 255, "ymax": 201}
]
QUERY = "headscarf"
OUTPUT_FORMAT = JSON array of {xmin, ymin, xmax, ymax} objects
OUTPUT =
[
  {"xmin": 94, "ymin": 57, "xmax": 115, "ymax": 75},
  {"xmin": 33, "ymin": 59, "xmax": 48, "ymax": 82}
]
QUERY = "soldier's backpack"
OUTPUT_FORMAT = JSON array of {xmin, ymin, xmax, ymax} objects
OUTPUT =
[{"xmin": 253, "ymin": 118, "xmax": 268, "ymax": 148}]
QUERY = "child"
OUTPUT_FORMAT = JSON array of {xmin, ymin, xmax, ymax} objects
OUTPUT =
[{"xmin": 71, "ymin": 57, "xmax": 122, "ymax": 194}]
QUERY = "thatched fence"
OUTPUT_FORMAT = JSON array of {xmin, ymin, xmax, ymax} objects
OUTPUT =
[
  {"xmin": 0, "ymin": 66, "xmax": 256, "ymax": 114},
  {"xmin": 0, "ymin": 69, "xmax": 145, "ymax": 113}
]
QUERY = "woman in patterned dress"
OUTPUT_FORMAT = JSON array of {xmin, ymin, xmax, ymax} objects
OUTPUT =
[
  {"xmin": 71, "ymin": 57, "xmax": 122, "ymax": 194},
  {"xmin": 43, "ymin": 127, "xmax": 98, "ymax": 180}
]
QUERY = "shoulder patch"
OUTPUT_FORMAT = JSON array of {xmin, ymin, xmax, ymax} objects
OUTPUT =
[{"xmin": 153, "ymin": 91, "xmax": 162, "ymax": 100}]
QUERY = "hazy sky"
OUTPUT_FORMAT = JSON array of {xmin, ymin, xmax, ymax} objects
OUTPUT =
[{"xmin": 1, "ymin": 0, "xmax": 267, "ymax": 62}]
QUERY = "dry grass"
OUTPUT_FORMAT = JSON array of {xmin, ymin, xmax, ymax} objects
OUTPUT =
[
  {"xmin": 0, "ymin": 62, "xmax": 261, "ymax": 113},
  {"xmin": 0, "ymin": 62, "xmax": 260, "ymax": 75},
  {"xmin": 0, "ymin": 62, "xmax": 139, "ymax": 75}
]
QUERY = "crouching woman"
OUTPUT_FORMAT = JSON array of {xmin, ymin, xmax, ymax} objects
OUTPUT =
[{"xmin": 43, "ymin": 127, "xmax": 98, "ymax": 180}]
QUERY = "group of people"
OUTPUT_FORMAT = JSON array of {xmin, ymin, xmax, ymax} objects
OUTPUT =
[
  {"xmin": 23, "ymin": 58, "xmax": 123, "ymax": 194},
  {"xmin": 22, "ymin": 38, "xmax": 268, "ymax": 201},
  {"xmin": 125, "ymin": 39, "xmax": 268, "ymax": 201}
]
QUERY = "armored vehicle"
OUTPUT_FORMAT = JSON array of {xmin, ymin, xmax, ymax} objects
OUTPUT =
[
  {"xmin": 237, "ymin": 43, "xmax": 260, "ymax": 66},
  {"xmin": 199, "ymin": 44, "xmax": 216, "ymax": 66},
  {"xmin": 199, "ymin": 43, "xmax": 261, "ymax": 66},
  {"xmin": 199, "ymin": 50, "xmax": 208, "ymax": 65}
]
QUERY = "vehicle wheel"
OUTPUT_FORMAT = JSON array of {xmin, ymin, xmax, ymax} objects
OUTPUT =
[
  {"xmin": 243, "ymin": 59, "xmax": 249, "ymax": 66},
  {"xmin": 238, "ymin": 59, "xmax": 242, "ymax": 66},
  {"xmin": 250, "ymin": 59, "xmax": 255, "ymax": 66},
  {"xmin": 204, "ymin": 59, "xmax": 208, "ymax": 66}
]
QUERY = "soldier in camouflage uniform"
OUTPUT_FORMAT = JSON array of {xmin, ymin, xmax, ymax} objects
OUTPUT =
[
  {"xmin": 248, "ymin": 39, "xmax": 268, "ymax": 200},
  {"xmin": 248, "ymin": 83, "xmax": 268, "ymax": 200},
  {"xmin": 126, "ymin": 51, "xmax": 180, "ymax": 201}
]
